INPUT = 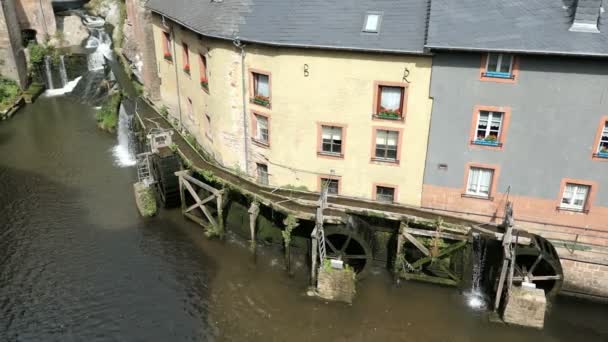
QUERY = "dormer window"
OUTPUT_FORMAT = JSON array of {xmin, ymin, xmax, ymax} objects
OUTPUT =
[
  {"xmin": 363, "ymin": 12, "xmax": 382, "ymax": 33},
  {"xmin": 484, "ymin": 53, "xmax": 514, "ymax": 79}
]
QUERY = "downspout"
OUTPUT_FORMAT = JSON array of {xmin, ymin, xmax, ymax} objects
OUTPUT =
[
  {"xmin": 233, "ymin": 38, "xmax": 250, "ymax": 173},
  {"xmin": 170, "ymin": 25, "xmax": 183, "ymax": 130}
]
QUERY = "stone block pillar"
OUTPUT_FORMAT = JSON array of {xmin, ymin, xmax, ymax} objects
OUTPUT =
[{"xmin": 503, "ymin": 286, "xmax": 547, "ymax": 329}]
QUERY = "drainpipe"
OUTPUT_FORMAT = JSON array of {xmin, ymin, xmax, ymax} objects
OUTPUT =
[
  {"xmin": 233, "ymin": 38, "xmax": 250, "ymax": 174},
  {"xmin": 38, "ymin": 0, "xmax": 49, "ymax": 40},
  {"xmin": 170, "ymin": 25, "xmax": 183, "ymax": 131}
]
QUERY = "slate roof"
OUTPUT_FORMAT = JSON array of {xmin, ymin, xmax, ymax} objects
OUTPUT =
[
  {"xmin": 427, "ymin": 0, "xmax": 608, "ymax": 57},
  {"xmin": 145, "ymin": 0, "xmax": 430, "ymax": 54}
]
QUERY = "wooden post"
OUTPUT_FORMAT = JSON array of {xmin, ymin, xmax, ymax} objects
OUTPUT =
[
  {"xmin": 283, "ymin": 215, "xmax": 299, "ymax": 275},
  {"xmin": 216, "ymin": 191, "xmax": 225, "ymax": 239},
  {"xmin": 179, "ymin": 174, "xmax": 186, "ymax": 213},
  {"xmin": 311, "ymin": 227, "xmax": 318, "ymax": 286},
  {"xmin": 394, "ymin": 223, "xmax": 406, "ymax": 282},
  {"xmin": 248, "ymin": 202, "xmax": 260, "ymax": 254}
]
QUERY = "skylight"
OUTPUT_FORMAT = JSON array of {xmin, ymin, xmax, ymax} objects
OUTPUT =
[{"xmin": 363, "ymin": 12, "xmax": 382, "ymax": 33}]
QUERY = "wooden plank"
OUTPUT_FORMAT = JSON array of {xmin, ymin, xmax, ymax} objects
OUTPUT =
[
  {"xmin": 512, "ymin": 275, "xmax": 562, "ymax": 281},
  {"xmin": 184, "ymin": 193, "xmax": 217, "ymax": 213},
  {"xmin": 403, "ymin": 231, "xmax": 430, "ymax": 256},
  {"xmin": 311, "ymin": 227, "xmax": 318, "ymax": 286},
  {"xmin": 200, "ymin": 205, "xmax": 217, "ymax": 227},
  {"xmin": 404, "ymin": 227, "xmax": 468, "ymax": 241},
  {"xmin": 494, "ymin": 259, "xmax": 509, "ymax": 311},
  {"xmin": 182, "ymin": 178, "xmax": 202, "ymax": 203},
  {"xmin": 184, "ymin": 212, "xmax": 211, "ymax": 228},
  {"xmin": 410, "ymin": 240, "xmax": 467, "ymax": 269},
  {"xmin": 177, "ymin": 171, "xmax": 220, "ymax": 195},
  {"xmin": 400, "ymin": 272, "xmax": 459, "ymax": 287}
]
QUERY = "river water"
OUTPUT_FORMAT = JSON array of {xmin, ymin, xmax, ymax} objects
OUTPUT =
[{"xmin": 0, "ymin": 98, "xmax": 607, "ymax": 341}]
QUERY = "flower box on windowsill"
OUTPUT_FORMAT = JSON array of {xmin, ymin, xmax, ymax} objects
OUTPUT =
[
  {"xmin": 472, "ymin": 139, "xmax": 502, "ymax": 147},
  {"xmin": 183, "ymin": 66, "xmax": 191, "ymax": 75},
  {"xmin": 482, "ymin": 71, "xmax": 513, "ymax": 79},
  {"xmin": 251, "ymin": 96, "xmax": 270, "ymax": 108},
  {"xmin": 594, "ymin": 151, "xmax": 608, "ymax": 159},
  {"xmin": 200, "ymin": 79, "xmax": 209, "ymax": 91},
  {"xmin": 374, "ymin": 111, "xmax": 402, "ymax": 120},
  {"xmin": 164, "ymin": 54, "xmax": 173, "ymax": 62}
]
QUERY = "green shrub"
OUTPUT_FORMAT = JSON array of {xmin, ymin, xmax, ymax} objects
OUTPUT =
[
  {"xmin": 96, "ymin": 92, "xmax": 122, "ymax": 131},
  {"xmin": 0, "ymin": 77, "xmax": 21, "ymax": 111}
]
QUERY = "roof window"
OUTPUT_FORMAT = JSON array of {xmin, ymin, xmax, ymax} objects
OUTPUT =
[{"xmin": 363, "ymin": 12, "xmax": 382, "ymax": 33}]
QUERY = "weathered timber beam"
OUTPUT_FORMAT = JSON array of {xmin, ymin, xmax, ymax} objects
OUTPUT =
[
  {"xmin": 512, "ymin": 275, "xmax": 562, "ymax": 281},
  {"xmin": 410, "ymin": 240, "xmax": 468, "ymax": 269},
  {"xmin": 184, "ymin": 193, "xmax": 217, "ymax": 213},
  {"xmin": 403, "ymin": 227, "xmax": 468, "ymax": 241},
  {"xmin": 177, "ymin": 171, "xmax": 222, "ymax": 195},
  {"xmin": 400, "ymin": 272, "xmax": 459, "ymax": 287},
  {"xmin": 403, "ymin": 231, "xmax": 430, "ymax": 256},
  {"xmin": 494, "ymin": 259, "xmax": 509, "ymax": 312},
  {"xmin": 471, "ymin": 225, "xmax": 531, "ymax": 245},
  {"xmin": 184, "ymin": 212, "xmax": 211, "ymax": 228}
]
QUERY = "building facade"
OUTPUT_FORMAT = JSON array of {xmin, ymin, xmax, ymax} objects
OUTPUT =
[{"xmin": 145, "ymin": 0, "xmax": 434, "ymax": 206}]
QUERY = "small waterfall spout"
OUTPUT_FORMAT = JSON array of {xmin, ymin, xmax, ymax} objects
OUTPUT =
[
  {"xmin": 112, "ymin": 103, "xmax": 136, "ymax": 167},
  {"xmin": 86, "ymin": 27, "xmax": 113, "ymax": 71},
  {"xmin": 59, "ymin": 55, "xmax": 69, "ymax": 87},
  {"xmin": 466, "ymin": 232, "xmax": 488, "ymax": 309},
  {"xmin": 44, "ymin": 56, "xmax": 55, "ymax": 90}
]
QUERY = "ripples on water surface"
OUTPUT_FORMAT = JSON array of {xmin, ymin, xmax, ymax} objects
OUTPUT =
[{"xmin": 0, "ymin": 97, "xmax": 606, "ymax": 341}]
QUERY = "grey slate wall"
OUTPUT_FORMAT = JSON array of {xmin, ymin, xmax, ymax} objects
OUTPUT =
[{"xmin": 425, "ymin": 52, "xmax": 608, "ymax": 205}]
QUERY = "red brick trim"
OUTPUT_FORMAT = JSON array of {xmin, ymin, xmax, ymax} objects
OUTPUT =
[
  {"xmin": 372, "ymin": 182, "xmax": 399, "ymax": 202},
  {"xmin": 479, "ymin": 53, "xmax": 519, "ymax": 84},
  {"xmin": 591, "ymin": 116, "xmax": 608, "ymax": 162},
  {"xmin": 250, "ymin": 111, "xmax": 270, "ymax": 148},
  {"xmin": 370, "ymin": 126, "xmax": 404, "ymax": 166},
  {"xmin": 372, "ymin": 81, "xmax": 408, "ymax": 122},
  {"xmin": 468, "ymin": 105, "xmax": 512, "ymax": 151},
  {"xmin": 249, "ymin": 68, "xmax": 272, "ymax": 110},
  {"xmin": 462, "ymin": 162, "xmax": 501, "ymax": 201},
  {"xmin": 556, "ymin": 178, "xmax": 598, "ymax": 214},
  {"xmin": 316, "ymin": 122, "xmax": 347, "ymax": 160},
  {"xmin": 317, "ymin": 174, "xmax": 342, "ymax": 194}
]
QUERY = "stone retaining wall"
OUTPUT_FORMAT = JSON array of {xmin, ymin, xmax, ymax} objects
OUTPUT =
[{"xmin": 561, "ymin": 258, "xmax": 608, "ymax": 299}]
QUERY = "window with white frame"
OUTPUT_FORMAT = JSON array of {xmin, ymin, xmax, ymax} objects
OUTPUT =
[
  {"xmin": 376, "ymin": 186, "xmax": 395, "ymax": 203},
  {"xmin": 597, "ymin": 122, "xmax": 608, "ymax": 155},
  {"xmin": 321, "ymin": 126, "xmax": 343, "ymax": 155},
  {"xmin": 377, "ymin": 85, "xmax": 405, "ymax": 118},
  {"xmin": 374, "ymin": 130, "xmax": 399, "ymax": 160},
  {"xmin": 466, "ymin": 167, "xmax": 494, "ymax": 197},
  {"xmin": 475, "ymin": 110, "xmax": 504, "ymax": 145},
  {"xmin": 485, "ymin": 53, "xmax": 514, "ymax": 78},
  {"xmin": 254, "ymin": 114, "xmax": 269, "ymax": 144},
  {"xmin": 560, "ymin": 183, "xmax": 590, "ymax": 211},
  {"xmin": 321, "ymin": 178, "xmax": 339, "ymax": 195}
]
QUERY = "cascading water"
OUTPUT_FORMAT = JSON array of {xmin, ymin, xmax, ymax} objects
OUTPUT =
[
  {"xmin": 466, "ymin": 232, "xmax": 488, "ymax": 309},
  {"xmin": 59, "ymin": 55, "xmax": 69, "ymax": 87},
  {"xmin": 112, "ymin": 104, "xmax": 136, "ymax": 167},
  {"xmin": 86, "ymin": 28, "xmax": 113, "ymax": 71},
  {"xmin": 44, "ymin": 56, "xmax": 55, "ymax": 90}
]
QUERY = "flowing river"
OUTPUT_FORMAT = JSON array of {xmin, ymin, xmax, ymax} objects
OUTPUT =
[{"xmin": 0, "ymin": 93, "xmax": 606, "ymax": 342}]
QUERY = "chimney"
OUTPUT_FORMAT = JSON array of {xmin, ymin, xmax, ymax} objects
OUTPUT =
[{"xmin": 569, "ymin": 0, "xmax": 603, "ymax": 33}]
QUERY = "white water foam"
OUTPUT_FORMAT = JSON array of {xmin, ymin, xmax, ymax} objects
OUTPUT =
[
  {"xmin": 44, "ymin": 76, "xmax": 83, "ymax": 97},
  {"xmin": 111, "ymin": 104, "xmax": 136, "ymax": 167}
]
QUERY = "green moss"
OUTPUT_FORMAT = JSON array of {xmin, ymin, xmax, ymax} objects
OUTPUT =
[
  {"xmin": 96, "ymin": 92, "xmax": 122, "ymax": 132},
  {"xmin": 282, "ymin": 184, "xmax": 309, "ymax": 191},
  {"xmin": 282, "ymin": 215, "xmax": 299, "ymax": 246},
  {"xmin": 139, "ymin": 186, "xmax": 157, "ymax": 217},
  {"xmin": 322, "ymin": 258, "xmax": 355, "ymax": 276},
  {"xmin": 0, "ymin": 78, "xmax": 22, "ymax": 112}
]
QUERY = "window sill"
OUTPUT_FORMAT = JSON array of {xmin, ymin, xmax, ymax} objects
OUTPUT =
[
  {"xmin": 163, "ymin": 56, "xmax": 173, "ymax": 63},
  {"xmin": 200, "ymin": 80, "xmax": 209, "ymax": 93},
  {"xmin": 461, "ymin": 193, "xmax": 493, "ymax": 201},
  {"xmin": 592, "ymin": 152, "xmax": 608, "ymax": 159},
  {"xmin": 556, "ymin": 206, "xmax": 589, "ymax": 214},
  {"xmin": 251, "ymin": 138, "xmax": 269, "ymax": 148},
  {"xmin": 317, "ymin": 151, "xmax": 344, "ymax": 159},
  {"xmin": 372, "ymin": 114, "xmax": 404, "ymax": 122},
  {"xmin": 370, "ymin": 157, "xmax": 399, "ymax": 165}
]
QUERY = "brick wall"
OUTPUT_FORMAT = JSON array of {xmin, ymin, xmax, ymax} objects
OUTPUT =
[
  {"xmin": 14, "ymin": 0, "xmax": 56, "ymax": 41},
  {"xmin": 561, "ymin": 259, "xmax": 608, "ymax": 298}
]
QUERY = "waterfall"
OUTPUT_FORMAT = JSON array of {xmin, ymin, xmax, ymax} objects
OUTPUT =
[
  {"xmin": 86, "ymin": 28, "xmax": 113, "ymax": 71},
  {"xmin": 111, "ymin": 104, "xmax": 136, "ymax": 167},
  {"xmin": 466, "ymin": 232, "xmax": 488, "ymax": 309},
  {"xmin": 59, "ymin": 55, "xmax": 69, "ymax": 87},
  {"xmin": 44, "ymin": 56, "xmax": 55, "ymax": 90}
]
